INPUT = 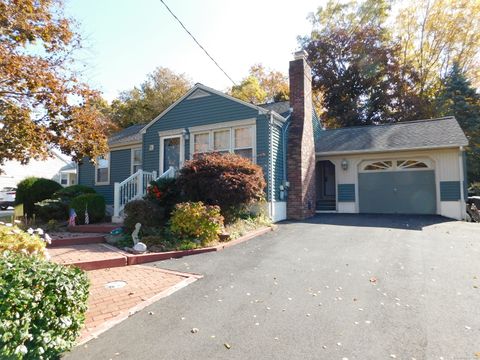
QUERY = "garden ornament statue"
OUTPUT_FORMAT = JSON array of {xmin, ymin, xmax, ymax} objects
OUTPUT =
[{"xmin": 132, "ymin": 222, "xmax": 147, "ymax": 253}]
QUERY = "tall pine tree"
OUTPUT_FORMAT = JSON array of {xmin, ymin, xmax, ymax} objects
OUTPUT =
[{"xmin": 437, "ymin": 63, "xmax": 480, "ymax": 183}]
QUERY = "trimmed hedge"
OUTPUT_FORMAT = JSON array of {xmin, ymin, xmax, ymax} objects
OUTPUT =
[
  {"xmin": 123, "ymin": 199, "xmax": 165, "ymax": 232},
  {"xmin": 0, "ymin": 251, "xmax": 89, "ymax": 359},
  {"xmin": 53, "ymin": 185, "xmax": 96, "ymax": 201},
  {"xmin": 70, "ymin": 193, "xmax": 106, "ymax": 224},
  {"xmin": 34, "ymin": 199, "xmax": 69, "ymax": 222},
  {"xmin": 15, "ymin": 177, "xmax": 63, "ymax": 218},
  {"xmin": 177, "ymin": 153, "xmax": 266, "ymax": 221}
]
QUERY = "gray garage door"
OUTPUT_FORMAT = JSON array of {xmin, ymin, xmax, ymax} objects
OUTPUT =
[{"xmin": 358, "ymin": 170, "xmax": 436, "ymax": 214}]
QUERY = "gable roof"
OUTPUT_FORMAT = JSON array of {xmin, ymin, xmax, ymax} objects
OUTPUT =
[
  {"xmin": 139, "ymin": 83, "xmax": 287, "ymax": 135},
  {"xmin": 108, "ymin": 124, "xmax": 144, "ymax": 147},
  {"xmin": 316, "ymin": 117, "xmax": 468, "ymax": 155}
]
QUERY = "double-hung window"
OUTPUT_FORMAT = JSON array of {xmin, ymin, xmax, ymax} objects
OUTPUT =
[
  {"xmin": 191, "ymin": 124, "xmax": 255, "ymax": 162},
  {"xmin": 95, "ymin": 154, "xmax": 110, "ymax": 185},
  {"xmin": 233, "ymin": 127, "xmax": 253, "ymax": 161},
  {"xmin": 131, "ymin": 148, "xmax": 142, "ymax": 174}
]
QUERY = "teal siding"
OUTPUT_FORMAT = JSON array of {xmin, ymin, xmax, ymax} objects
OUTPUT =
[
  {"xmin": 359, "ymin": 171, "xmax": 436, "ymax": 214},
  {"xmin": 338, "ymin": 184, "xmax": 355, "ymax": 202},
  {"xmin": 77, "ymin": 149, "xmax": 132, "ymax": 204},
  {"xmin": 440, "ymin": 181, "xmax": 461, "ymax": 201},
  {"xmin": 143, "ymin": 89, "xmax": 260, "ymax": 174},
  {"xmin": 270, "ymin": 122, "xmax": 284, "ymax": 201}
]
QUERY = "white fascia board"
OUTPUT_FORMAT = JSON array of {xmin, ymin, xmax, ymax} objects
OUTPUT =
[{"xmin": 316, "ymin": 145, "xmax": 464, "ymax": 157}]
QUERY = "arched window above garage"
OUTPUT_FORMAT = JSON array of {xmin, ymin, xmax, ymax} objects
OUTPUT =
[{"xmin": 361, "ymin": 159, "xmax": 432, "ymax": 172}]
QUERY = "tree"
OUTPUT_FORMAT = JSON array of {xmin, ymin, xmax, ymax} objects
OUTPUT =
[
  {"xmin": 301, "ymin": 0, "xmax": 424, "ymax": 128},
  {"xmin": 0, "ymin": 0, "xmax": 109, "ymax": 171},
  {"xmin": 396, "ymin": 0, "xmax": 480, "ymax": 94},
  {"xmin": 108, "ymin": 67, "xmax": 191, "ymax": 128},
  {"xmin": 230, "ymin": 64, "xmax": 289, "ymax": 104},
  {"xmin": 436, "ymin": 63, "xmax": 480, "ymax": 183}
]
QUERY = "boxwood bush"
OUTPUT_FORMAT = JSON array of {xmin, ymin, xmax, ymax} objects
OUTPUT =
[
  {"xmin": 70, "ymin": 193, "xmax": 106, "ymax": 224},
  {"xmin": 34, "ymin": 199, "xmax": 69, "ymax": 222},
  {"xmin": 0, "ymin": 251, "xmax": 89, "ymax": 359},
  {"xmin": 15, "ymin": 177, "xmax": 63, "ymax": 218},
  {"xmin": 169, "ymin": 201, "xmax": 224, "ymax": 245},
  {"xmin": 53, "ymin": 185, "xmax": 96, "ymax": 202},
  {"xmin": 177, "ymin": 153, "xmax": 266, "ymax": 221}
]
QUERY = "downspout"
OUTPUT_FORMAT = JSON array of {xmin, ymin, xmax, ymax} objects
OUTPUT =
[
  {"xmin": 459, "ymin": 146, "xmax": 466, "ymax": 220},
  {"xmin": 268, "ymin": 111, "xmax": 275, "ymax": 221},
  {"xmin": 281, "ymin": 110, "xmax": 293, "ymax": 201}
]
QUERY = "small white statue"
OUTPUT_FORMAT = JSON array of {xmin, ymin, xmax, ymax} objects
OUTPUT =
[{"xmin": 131, "ymin": 222, "xmax": 147, "ymax": 253}]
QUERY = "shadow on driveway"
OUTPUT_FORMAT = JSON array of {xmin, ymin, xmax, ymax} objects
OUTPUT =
[{"xmin": 282, "ymin": 213, "xmax": 455, "ymax": 231}]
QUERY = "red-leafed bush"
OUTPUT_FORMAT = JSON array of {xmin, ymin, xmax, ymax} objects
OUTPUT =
[{"xmin": 177, "ymin": 153, "xmax": 266, "ymax": 220}]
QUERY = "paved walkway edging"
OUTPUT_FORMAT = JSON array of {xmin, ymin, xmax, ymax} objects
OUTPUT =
[{"xmin": 126, "ymin": 226, "xmax": 274, "ymax": 265}]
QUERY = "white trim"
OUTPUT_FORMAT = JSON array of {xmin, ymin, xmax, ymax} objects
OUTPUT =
[
  {"xmin": 458, "ymin": 148, "xmax": 466, "ymax": 220},
  {"xmin": 317, "ymin": 145, "xmax": 465, "ymax": 157},
  {"xmin": 109, "ymin": 141, "xmax": 142, "ymax": 151},
  {"xmin": 130, "ymin": 147, "xmax": 142, "ymax": 175},
  {"xmin": 188, "ymin": 119, "xmax": 256, "ymax": 133},
  {"xmin": 159, "ymin": 134, "xmax": 185, "ymax": 174},
  {"xmin": 158, "ymin": 128, "xmax": 186, "ymax": 137},
  {"xmin": 94, "ymin": 153, "xmax": 110, "ymax": 186},
  {"xmin": 140, "ymin": 84, "xmax": 278, "ymax": 135}
]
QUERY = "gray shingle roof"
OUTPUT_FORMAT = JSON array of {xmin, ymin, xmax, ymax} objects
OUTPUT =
[
  {"xmin": 108, "ymin": 124, "xmax": 145, "ymax": 146},
  {"xmin": 258, "ymin": 101, "xmax": 291, "ymax": 118},
  {"xmin": 316, "ymin": 117, "xmax": 468, "ymax": 154}
]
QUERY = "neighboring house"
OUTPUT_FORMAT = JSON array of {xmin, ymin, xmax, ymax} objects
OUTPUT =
[
  {"xmin": 0, "ymin": 150, "xmax": 77, "ymax": 189},
  {"xmin": 77, "ymin": 51, "xmax": 468, "ymax": 222}
]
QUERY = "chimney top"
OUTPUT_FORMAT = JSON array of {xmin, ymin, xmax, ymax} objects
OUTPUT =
[{"xmin": 293, "ymin": 49, "xmax": 308, "ymax": 61}]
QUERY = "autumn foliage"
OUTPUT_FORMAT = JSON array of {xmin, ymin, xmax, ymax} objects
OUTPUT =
[
  {"xmin": 0, "ymin": 0, "xmax": 110, "ymax": 171},
  {"xmin": 177, "ymin": 153, "xmax": 266, "ymax": 218}
]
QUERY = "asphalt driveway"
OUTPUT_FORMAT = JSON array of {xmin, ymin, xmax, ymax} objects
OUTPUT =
[{"xmin": 65, "ymin": 214, "xmax": 480, "ymax": 360}]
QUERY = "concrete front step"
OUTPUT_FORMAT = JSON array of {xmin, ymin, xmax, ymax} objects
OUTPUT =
[
  {"xmin": 49, "ymin": 243, "xmax": 128, "ymax": 271},
  {"xmin": 67, "ymin": 224, "xmax": 122, "ymax": 234}
]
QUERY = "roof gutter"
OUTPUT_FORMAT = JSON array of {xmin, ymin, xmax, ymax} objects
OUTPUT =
[{"xmin": 316, "ymin": 144, "xmax": 468, "ymax": 157}]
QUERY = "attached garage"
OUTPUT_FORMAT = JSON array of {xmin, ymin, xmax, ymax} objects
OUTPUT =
[
  {"xmin": 314, "ymin": 117, "xmax": 469, "ymax": 220},
  {"xmin": 358, "ymin": 159, "xmax": 436, "ymax": 214}
]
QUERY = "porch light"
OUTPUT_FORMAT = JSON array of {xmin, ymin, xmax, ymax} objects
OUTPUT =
[
  {"xmin": 341, "ymin": 159, "xmax": 348, "ymax": 170},
  {"xmin": 182, "ymin": 128, "xmax": 190, "ymax": 140}
]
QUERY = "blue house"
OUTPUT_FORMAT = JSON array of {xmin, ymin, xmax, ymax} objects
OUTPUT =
[{"xmin": 78, "ymin": 51, "xmax": 469, "ymax": 222}]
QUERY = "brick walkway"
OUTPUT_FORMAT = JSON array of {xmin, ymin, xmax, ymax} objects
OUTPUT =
[
  {"xmin": 48, "ymin": 243, "xmax": 127, "ymax": 270},
  {"xmin": 79, "ymin": 265, "xmax": 199, "ymax": 344}
]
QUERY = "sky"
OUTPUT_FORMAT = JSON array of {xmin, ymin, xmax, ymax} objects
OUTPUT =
[{"xmin": 65, "ymin": 0, "xmax": 325, "ymax": 102}]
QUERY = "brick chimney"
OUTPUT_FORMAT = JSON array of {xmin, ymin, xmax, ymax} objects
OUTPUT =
[{"xmin": 286, "ymin": 50, "xmax": 316, "ymax": 220}]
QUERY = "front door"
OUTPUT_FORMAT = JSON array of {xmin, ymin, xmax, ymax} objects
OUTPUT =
[
  {"xmin": 161, "ymin": 136, "xmax": 183, "ymax": 174},
  {"xmin": 316, "ymin": 160, "xmax": 336, "ymax": 211}
]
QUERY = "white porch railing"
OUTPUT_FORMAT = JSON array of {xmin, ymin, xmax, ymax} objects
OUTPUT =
[
  {"xmin": 113, "ymin": 169, "xmax": 156, "ymax": 222},
  {"xmin": 158, "ymin": 166, "xmax": 176, "ymax": 179}
]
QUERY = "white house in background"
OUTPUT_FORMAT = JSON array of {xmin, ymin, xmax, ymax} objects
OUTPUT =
[{"xmin": 0, "ymin": 150, "xmax": 77, "ymax": 189}]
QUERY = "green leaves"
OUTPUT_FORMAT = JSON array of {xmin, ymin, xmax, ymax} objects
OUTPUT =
[{"xmin": 0, "ymin": 252, "xmax": 89, "ymax": 359}]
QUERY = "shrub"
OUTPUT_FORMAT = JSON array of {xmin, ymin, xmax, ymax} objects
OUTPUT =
[
  {"xmin": 70, "ymin": 193, "xmax": 106, "ymax": 224},
  {"xmin": 146, "ymin": 178, "xmax": 182, "ymax": 216},
  {"xmin": 34, "ymin": 199, "xmax": 69, "ymax": 222},
  {"xmin": 177, "ymin": 153, "xmax": 266, "ymax": 221},
  {"xmin": 169, "ymin": 201, "xmax": 224, "ymax": 245},
  {"xmin": 123, "ymin": 199, "xmax": 165, "ymax": 232},
  {"xmin": 53, "ymin": 185, "xmax": 96, "ymax": 202},
  {"xmin": 0, "ymin": 251, "xmax": 89, "ymax": 359},
  {"xmin": 469, "ymin": 182, "xmax": 480, "ymax": 196},
  {"xmin": 0, "ymin": 224, "xmax": 48, "ymax": 258},
  {"xmin": 15, "ymin": 177, "xmax": 63, "ymax": 217}
]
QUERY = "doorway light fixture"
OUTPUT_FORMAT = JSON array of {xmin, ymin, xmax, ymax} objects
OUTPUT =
[
  {"xmin": 182, "ymin": 128, "xmax": 190, "ymax": 140},
  {"xmin": 341, "ymin": 159, "xmax": 348, "ymax": 170}
]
